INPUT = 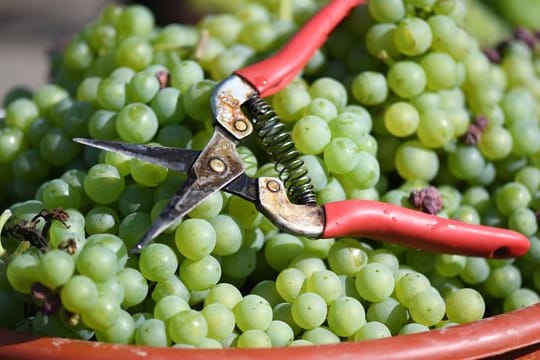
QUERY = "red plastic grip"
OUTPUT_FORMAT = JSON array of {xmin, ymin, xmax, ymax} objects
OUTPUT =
[
  {"xmin": 322, "ymin": 200, "xmax": 530, "ymax": 258},
  {"xmin": 234, "ymin": 0, "xmax": 366, "ymax": 97}
]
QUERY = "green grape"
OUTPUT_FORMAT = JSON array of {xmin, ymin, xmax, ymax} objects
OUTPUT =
[
  {"xmin": 365, "ymin": 23, "xmax": 401, "ymax": 62},
  {"xmin": 84, "ymin": 206, "xmax": 119, "ymax": 235},
  {"xmin": 97, "ymin": 77, "xmax": 126, "ymax": 111},
  {"xmin": 60, "ymin": 276, "xmax": 98, "ymax": 313},
  {"xmin": 264, "ymin": 320, "xmax": 294, "ymax": 347},
  {"xmin": 399, "ymin": 322, "xmax": 429, "ymax": 335},
  {"xmin": 509, "ymin": 120, "xmax": 540, "ymax": 157},
  {"xmin": 200, "ymin": 14, "xmax": 242, "ymax": 46},
  {"xmin": 0, "ymin": 127, "xmax": 26, "ymax": 164},
  {"xmin": 500, "ymin": 87, "xmax": 537, "ymax": 124},
  {"xmin": 151, "ymin": 87, "xmax": 186, "ymax": 125},
  {"xmin": 303, "ymin": 98, "xmax": 338, "ymax": 122},
  {"xmin": 221, "ymin": 246, "xmax": 257, "ymax": 280},
  {"xmin": 303, "ymin": 269, "xmax": 342, "ymax": 305},
  {"xmin": 234, "ymin": 294, "xmax": 273, "ymax": 331},
  {"xmin": 291, "ymin": 292, "xmax": 327, "ymax": 330},
  {"xmin": 417, "ymin": 108, "xmax": 454, "ymax": 148},
  {"xmin": 317, "ymin": 177, "xmax": 347, "ymax": 204},
  {"xmin": 503, "ymin": 288, "xmax": 540, "ymax": 312},
  {"xmin": 116, "ymin": 103, "xmax": 158, "ymax": 143},
  {"xmin": 38, "ymin": 250, "xmax": 75, "ymax": 289},
  {"xmin": 329, "ymin": 110, "xmax": 372, "ymax": 140},
  {"xmin": 395, "ymin": 271, "xmax": 431, "ymax": 307},
  {"xmin": 204, "ymin": 283, "xmax": 243, "ymax": 310},
  {"xmin": 355, "ymin": 263, "xmax": 395, "ymax": 302},
  {"xmin": 42, "ymin": 178, "xmax": 81, "ymax": 210},
  {"xmin": 167, "ymin": 309, "xmax": 208, "ymax": 346},
  {"xmin": 153, "ymin": 295, "xmax": 189, "ymax": 322},
  {"xmin": 157, "ymin": 124, "xmax": 192, "ymax": 148},
  {"xmin": 387, "ymin": 61, "xmax": 427, "ymax": 99},
  {"xmin": 118, "ymin": 211, "xmax": 152, "ymax": 250},
  {"xmin": 96, "ymin": 309, "xmax": 135, "ymax": 344},
  {"xmin": 227, "ymin": 196, "xmax": 263, "ymax": 229},
  {"xmin": 152, "ymin": 24, "xmax": 197, "ymax": 51},
  {"xmin": 81, "ymin": 294, "xmax": 121, "ymax": 331},
  {"xmin": 115, "ymin": 36, "xmax": 153, "ymax": 71},
  {"xmin": 84, "ymin": 163, "xmax": 125, "ymax": 204},
  {"xmin": 175, "ymin": 218, "xmax": 216, "ymax": 259},
  {"xmin": 495, "ymin": 182, "xmax": 531, "ymax": 216},
  {"xmin": 271, "ymin": 81, "xmax": 311, "ymax": 123},
  {"xmin": 384, "ymin": 101, "xmax": 419, "ymax": 137},
  {"xmin": 292, "ymin": 115, "xmax": 331, "ymax": 155},
  {"xmin": 447, "ymin": 145, "xmax": 486, "ymax": 180},
  {"xmin": 180, "ymin": 255, "xmax": 221, "ymax": 291},
  {"xmin": 12, "ymin": 149, "xmax": 50, "ymax": 182},
  {"xmin": 139, "ymin": 243, "xmax": 178, "ymax": 282},
  {"xmin": 116, "ymin": 268, "xmax": 148, "ymax": 308},
  {"xmin": 87, "ymin": 24, "xmax": 116, "ymax": 55},
  {"xmin": 353, "ymin": 321, "xmax": 391, "ymax": 341},
  {"xmin": 445, "ymin": 288, "xmax": 485, "ymax": 323},
  {"xmin": 435, "ymin": 254, "xmax": 466, "ymax": 278},
  {"xmin": 209, "ymin": 44, "xmax": 254, "ymax": 81},
  {"xmin": 327, "ymin": 238, "xmax": 368, "ymax": 276},
  {"xmin": 485, "ymin": 264, "xmax": 522, "ymax": 298},
  {"xmin": 368, "ymin": 0, "xmax": 406, "ymax": 23},
  {"xmin": 182, "ymin": 79, "xmax": 215, "ymax": 122},
  {"xmin": 508, "ymin": 208, "xmax": 538, "ymax": 236},
  {"xmin": 275, "ymin": 268, "xmax": 306, "ymax": 303},
  {"xmin": 393, "ymin": 17, "xmax": 432, "ymax": 56},
  {"xmin": 264, "ymin": 233, "xmax": 304, "ymax": 272},
  {"xmin": 323, "ymin": 137, "xmax": 360, "ymax": 174},
  {"xmin": 76, "ymin": 244, "xmax": 118, "ymax": 283},
  {"xmin": 130, "ymin": 157, "xmax": 168, "ymax": 187},
  {"xmin": 135, "ymin": 318, "xmax": 169, "ymax": 347},
  {"xmin": 344, "ymin": 151, "xmax": 380, "ymax": 189},
  {"xmin": 299, "ymin": 237, "xmax": 334, "ymax": 259},
  {"xmin": 395, "ymin": 140, "xmax": 439, "ymax": 181},
  {"xmin": 209, "ymin": 214, "xmax": 243, "ymax": 256},
  {"xmin": 351, "ymin": 71, "xmax": 388, "ymax": 106},
  {"xmin": 408, "ymin": 287, "xmax": 446, "ymax": 326},
  {"xmin": 236, "ymin": 329, "xmax": 272, "ymax": 348},
  {"xmin": 309, "ymin": 77, "xmax": 348, "ymax": 110},
  {"xmin": 110, "ymin": 67, "xmax": 135, "ymax": 83},
  {"xmin": 5, "ymin": 98, "xmax": 39, "ymax": 132},
  {"xmin": 170, "ymin": 60, "xmax": 205, "ymax": 94},
  {"xmin": 32, "ymin": 84, "xmax": 68, "ymax": 116},
  {"xmin": 6, "ymin": 253, "xmax": 40, "ymax": 294},
  {"xmin": 478, "ymin": 125, "xmax": 513, "ymax": 161},
  {"xmin": 201, "ymin": 303, "xmax": 236, "ymax": 341},
  {"xmin": 118, "ymin": 183, "xmax": 153, "ymax": 216},
  {"xmin": 421, "ymin": 52, "xmax": 458, "ymax": 90},
  {"xmin": 88, "ymin": 110, "xmax": 118, "ymax": 140},
  {"xmin": 366, "ymin": 297, "xmax": 409, "ymax": 335},
  {"xmin": 126, "ymin": 71, "xmax": 160, "ymax": 103},
  {"xmin": 327, "ymin": 296, "xmax": 366, "ymax": 337},
  {"xmin": 515, "ymin": 166, "xmax": 540, "ymax": 194}
]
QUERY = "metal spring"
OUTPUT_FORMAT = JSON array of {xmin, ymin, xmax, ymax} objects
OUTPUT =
[{"xmin": 244, "ymin": 95, "xmax": 317, "ymax": 206}]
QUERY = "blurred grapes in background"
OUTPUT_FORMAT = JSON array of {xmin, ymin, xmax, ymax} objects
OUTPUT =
[{"xmin": 1, "ymin": 0, "xmax": 538, "ymax": 104}]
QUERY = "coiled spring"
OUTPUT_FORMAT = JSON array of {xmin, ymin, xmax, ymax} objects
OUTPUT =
[{"xmin": 244, "ymin": 95, "xmax": 317, "ymax": 206}]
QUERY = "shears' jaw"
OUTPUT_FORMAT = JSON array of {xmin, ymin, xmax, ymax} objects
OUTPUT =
[
  {"xmin": 210, "ymin": 75, "xmax": 258, "ymax": 141},
  {"xmin": 256, "ymin": 177, "xmax": 324, "ymax": 237}
]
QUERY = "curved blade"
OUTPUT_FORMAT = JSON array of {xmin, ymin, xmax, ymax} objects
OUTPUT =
[
  {"xmin": 131, "ymin": 128, "xmax": 246, "ymax": 252},
  {"xmin": 73, "ymin": 138, "xmax": 200, "ymax": 172}
]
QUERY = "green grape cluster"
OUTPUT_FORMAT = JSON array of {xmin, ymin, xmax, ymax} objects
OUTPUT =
[{"xmin": 1, "ymin": 0, "xmax": 540, "ymax": 350}]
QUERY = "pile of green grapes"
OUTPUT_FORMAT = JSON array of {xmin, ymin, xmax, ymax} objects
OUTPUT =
[{"xmin": 1, "ymin": 0, "xmax": 540, "ymax": 349}]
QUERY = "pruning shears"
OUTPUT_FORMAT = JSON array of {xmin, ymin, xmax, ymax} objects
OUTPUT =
[{"xmin": 75, "ymin": 0, "xmax": 530, "ymax": 258}]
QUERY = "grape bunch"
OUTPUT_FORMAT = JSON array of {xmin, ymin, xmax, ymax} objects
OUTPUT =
[{"xmin": 1, "ymin": 0, "xmax": 540, "ymax": 349}]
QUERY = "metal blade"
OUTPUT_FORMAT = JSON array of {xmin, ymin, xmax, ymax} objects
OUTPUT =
[
  {"xmin": 73, "ymin": 138, "xmax": 200, "ymax": 172},
  {"xmin": 131, "ymin": 127, "xmax": 246, "ymax": 252}
]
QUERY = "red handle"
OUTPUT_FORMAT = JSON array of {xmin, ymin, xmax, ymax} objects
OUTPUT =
[
  {"xmin": 322, "ymin": 200, "xmax": 530, "ymax": 258},
  {"xmin": 234, "ymin": 0, "xmax": 365, "ymax": 97}
]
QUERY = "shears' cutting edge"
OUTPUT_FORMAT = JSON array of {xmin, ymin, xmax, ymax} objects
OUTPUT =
[{"xmin": 75, "ymin": 0, "xmax": 530, "ymax": 258}]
